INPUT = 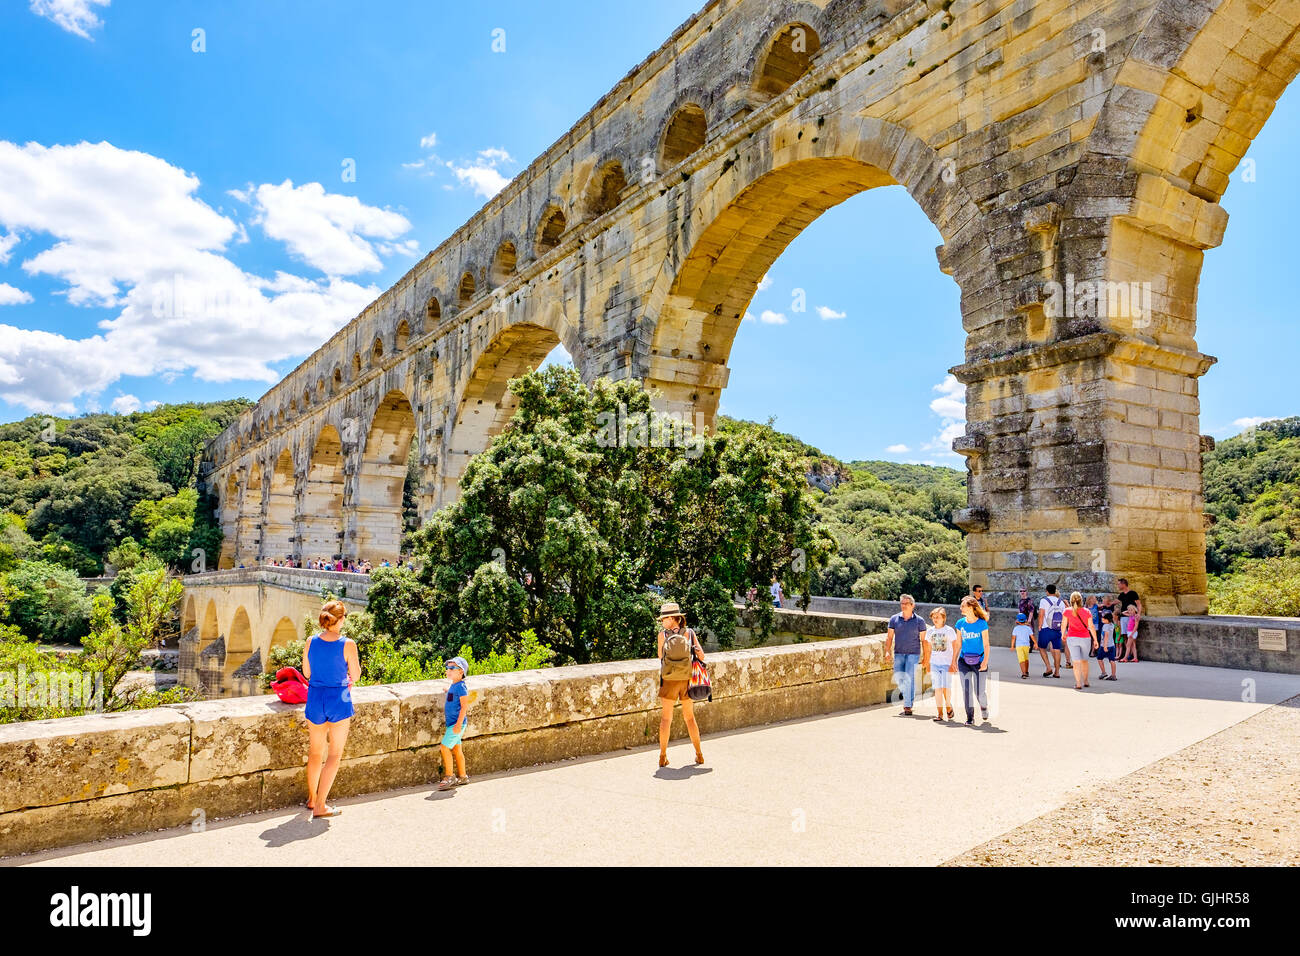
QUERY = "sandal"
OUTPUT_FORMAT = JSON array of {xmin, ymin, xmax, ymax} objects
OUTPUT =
[
  {"xmin": 1043, "ymin": 670, "xmax": 1052, "ymax": 677},
  {"xmin": 312, "ymin": 806, "xmax": 341, "ymax": 818},
  {"xmin": 437, "ymin": 777, "xmax": 457, "ymax": 791},
  {"xmin": 932, "ymin": 715, "xmax": 944, "ymax": 722},
  {"xmin": 947, "ymin": 708, "xmax": 954, "ymax": 719},
  {"xmin": 457, "ymin": 775, "xmax": 470, "ymax": 785},
  {"xmin": 658, "ymin": 752, "xmax": 669, "ymax": 768},
  {"xmin": 694, "ymin": 750, "xmax": 704, "ymax": 765}
]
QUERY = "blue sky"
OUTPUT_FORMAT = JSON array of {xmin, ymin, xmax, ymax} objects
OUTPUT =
[{"xmin": 0, "ymin": 0, "xmax": 1295, "ymax": 466}]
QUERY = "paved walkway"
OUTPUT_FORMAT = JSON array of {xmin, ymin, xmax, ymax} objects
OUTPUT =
[{"xmin": 14, "ymin": 649, "xmax": 1300, "ymax": 866}]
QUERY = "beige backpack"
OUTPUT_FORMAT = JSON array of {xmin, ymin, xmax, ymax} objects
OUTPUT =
[{"xmin": 660, "ymin": 627, "xmax": 695, "ymax": 681}]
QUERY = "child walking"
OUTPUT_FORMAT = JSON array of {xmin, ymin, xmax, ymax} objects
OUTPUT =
[
  {"xmin": 1012, "ymin": 612, "xmax": 1034, "ymax": 678},
  {"xmin": 1097, "ymin": 612, "xmax": 1118, "ymax": 680},
  {"xmin": 925, "ymin": 607, "xmax": 957, "ymax": 721},
  {"xmin": 437, "ymin": 656, "xmax": 472, "ymax": 791}
]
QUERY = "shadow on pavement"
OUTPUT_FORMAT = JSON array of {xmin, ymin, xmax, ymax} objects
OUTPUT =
[
  {"xmin": 653, "ymin": 765, "xmax": 713, "ymax": 781},
  {"xmin": 259, "ymin": 813, "xmax": 331, "ymax": 847}
]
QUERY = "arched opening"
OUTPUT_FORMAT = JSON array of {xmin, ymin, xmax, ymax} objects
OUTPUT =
[
  {"xmin": 302, "ymin": 424, "xmax": 344, "ymax": 563},
  {"xmin": 262, "ymin": 449, "xmax": 296, "ymax": 563},
  {"xmin": 443, "ymin": 322, "xmax": 564, "ymax": 503},
  {"xmin": 395, "ymin": 319, "xmax": 411, "ymax": 351},
  {"xmin": 536, "ymin": 206, "xmax": 566, "ymax": 255},
  {"xmin": 490, "ymin": 240, "xmax": 517, "ymax": 286},
  {"xmin": 647, "ymin": 152, "xmax": 967, "ymax": 609},
  {"xmin": 458, "ymin": 271, "xmax": 477, "ymax": 306},
  {"xmin": 218, "ymin": 472, "xmax": 239, "ymax": 569},
  {"xmin": 352, "ymin": 352, "xmax": 362, "ymax": 378},
  {"xmin": 181, "ymin": 595, "xmax": 197, "ymax": 635},
  {"xmin": 269, "ymin": 616, "xmax": 298, "ymax": 659},
  {"xmin": 754, "ymin": 23, "xmax": 820, "ymax": 97},
  {"xmin": 224, "ymin": 607, "xmax": 253, "ymax": 682},
  {"xmin": 199, "ymin": 599, "xmax": 219, "ymax": 653},
  {"xmin": 426, "ymin": 296, "xmax": 442, "ymax": 326},
  {"xmin": 659, "ymin": 104, "xmax": 707, "ymax": 169},
  {"xmin": 371, "ymin": 336, "xmax": 384, "ymax": 363},
  {"xmin": 236, "ymin": 467, "xmax": 262, "ymax": 566},
  {"xmin": 332, "ymin": 365, "xmax": 342, "ymax": 392},
  {"xmin": 355, "ymin": 389, "xmax": 418, "ymax": 564},
  {"xmin": 648, "ymin": 156, "xmax": 895, "ymax": 424},
  {"xmin": 587, "ymin": 160, "xmax": 627, "ymax": 219}
]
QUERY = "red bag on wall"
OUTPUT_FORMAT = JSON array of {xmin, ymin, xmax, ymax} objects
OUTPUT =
[{"xmin": 271, "ymin": 666, "xmax": 309, "ymax": 704}]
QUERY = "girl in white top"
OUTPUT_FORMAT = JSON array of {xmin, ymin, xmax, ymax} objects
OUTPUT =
[{"xmin": 924, "ymin": 606, "xmax": 958, "ymax": 722}]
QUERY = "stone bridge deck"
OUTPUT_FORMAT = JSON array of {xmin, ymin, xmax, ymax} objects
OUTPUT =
[{"xmin": 16, "ymin": 648, "xmax": 1300, "ymax": 867}]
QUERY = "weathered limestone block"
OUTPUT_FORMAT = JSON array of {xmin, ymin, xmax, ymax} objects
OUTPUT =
[
  {"xmin": 177, "ymin": 685, "xmax": 399, "ymax": 782},
  {"xmin": 0, "ymin": 709, "xmax": 189, "ymax": 814}
]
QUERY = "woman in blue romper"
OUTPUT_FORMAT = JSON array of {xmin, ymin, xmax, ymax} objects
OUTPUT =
[{"xmin": 303, "ymin": 600, "xmax": 360, "ymax": 818}]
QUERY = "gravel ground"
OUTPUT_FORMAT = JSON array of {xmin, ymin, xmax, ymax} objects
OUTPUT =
[{"xmin": 945, "ymin": 694, "xmax": 1300, "ymax": 866}]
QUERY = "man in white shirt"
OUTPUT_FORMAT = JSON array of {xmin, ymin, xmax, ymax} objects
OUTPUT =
[{"xmin": 1036, "ymin": 584, "xmax": 1067, "ymax": 678}]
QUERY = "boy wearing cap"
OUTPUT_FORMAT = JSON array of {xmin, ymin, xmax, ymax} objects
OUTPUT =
[
  {"xmin": 437, "ymin": 656, "xmax": 472, "ymax": 791},
  {"xmin": 1012, "ymin": 613, "xmax": 1035, "ymax": 679}
]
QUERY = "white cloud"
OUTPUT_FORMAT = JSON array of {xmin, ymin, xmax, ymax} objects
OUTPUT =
[
  {"xmin": 0, "ymin": 284, "xmax": 32, "ymax": 305},
  {"xmin": 921, "ymin": 374, "xmax": 966, "ymax": 458},
  {"xmin": 419, "ymin": 132, "xmax": 438, "ymax": 150},
  {"xmin": 0, "ymin": 233, "xmax": 18, "ymax": 264},
  {"xmin": 757, "ymin": 274, "xmax": 773, "ymax": 292},
  {"xmin": 1233, "ymin": 416, "xmax": 1278, "ymax": 430},
  {"xmin": 401, "ymin": 160, "xmax": 425, "ymax": 170},
  {"xmin": 447, "ymin": 148, "xmax": 516, "ymax": 198},
  {"xmin": 886, "ymin": 443, "xmax": 910, "ymax": 453},
  {"xmin": 929, "ymin": 374, "xmax": 966, "ymax": 422},
  {"xmin": 232, "ymin": 179, "xmax": 413, "ymax": 275},
  {"xmin": 742, "ymin": 311, "xmax": 755, "ymax": 322},
  {"xmin": 816, "ymin": 305, "xmax": 846, "ymax": 320},
  {"xmin": 111, "ymin": 393, "xmax": 141, "ymax": 414},
  {"xmin": 758, "ymin": 310, "xmax": 787, "ymax": 325},
  {"xmin": 0, "ymin": 139, "xmax": 382, "ymax": 412},
  {"xmin": 30, "ymin": 0, "xmax": 108, "ymax": 39}
]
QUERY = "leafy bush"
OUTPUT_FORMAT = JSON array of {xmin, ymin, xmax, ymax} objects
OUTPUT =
[
  {"xmin": 1, "ymin": 560, "xmax": 92, "ymax": 643},
  {"xmin": 1208, "ymin": 556, "xmax": 1300, "ymax": 617}
]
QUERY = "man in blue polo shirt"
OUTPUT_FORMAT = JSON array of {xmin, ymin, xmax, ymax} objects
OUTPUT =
[{"xmin": 886, "ymin": 593, "xmax": 927, "ymax": 716}]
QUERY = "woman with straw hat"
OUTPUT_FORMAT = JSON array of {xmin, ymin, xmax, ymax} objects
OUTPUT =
[{"xmin": 656, "ymin": 601, "xmax": 706, "ymax": 768}]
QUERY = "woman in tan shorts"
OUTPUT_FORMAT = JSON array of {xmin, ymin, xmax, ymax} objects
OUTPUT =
[{"xmin": 656, "ymin": 602, "xmax": 705, "ymax": 768}]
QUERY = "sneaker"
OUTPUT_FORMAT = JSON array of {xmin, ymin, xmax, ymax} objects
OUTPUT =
[{"xmin": 980, "ymin": 709, "xmax": 989, "ymax": 720}]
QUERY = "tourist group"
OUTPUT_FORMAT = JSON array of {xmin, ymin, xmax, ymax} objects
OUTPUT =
[{"xmin": 884, "ymin": 579, "xmax": 1145, "ymax": 725}]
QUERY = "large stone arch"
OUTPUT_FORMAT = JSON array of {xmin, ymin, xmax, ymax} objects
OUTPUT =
[
  {"xmin": 354, "ymin": 389, "xmax": 418, "ymax": 563},
  {"xmin": 440, "ymin": 301, "xmax": 583, "ymax": 504},
  {"xmin": 640, "ymin": 113, "xmax": 996, "ymax": 425},
  {"xmin": 261, "ymin": 449, "xmax": 296, "ymax": 563},
  {"xmin": 268, "ymin": 615, "xmax": 298, "ymax": 662},
  {"xmin": 302, "ymin": 424, "xmax": 345, "ymax": 563}
]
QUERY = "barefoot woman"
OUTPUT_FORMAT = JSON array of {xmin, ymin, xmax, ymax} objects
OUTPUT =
[{"xmin": 304, "ymin": 600, "xmax": 360, "ymax": 817}]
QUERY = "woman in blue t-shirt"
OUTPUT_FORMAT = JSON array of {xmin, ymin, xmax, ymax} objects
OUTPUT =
[{"xmin": 953, "ymin": 595, "xmax": 991, "ymax": 725}]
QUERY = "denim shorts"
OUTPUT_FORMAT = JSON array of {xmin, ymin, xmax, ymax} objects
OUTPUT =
[
  {"xmin": 1037, "ymin": 628, "xmax": 1062, "ymax": 650},
  {"xmin": 930, "ymin": 668, "xmax": 952, "ymax": 690}
]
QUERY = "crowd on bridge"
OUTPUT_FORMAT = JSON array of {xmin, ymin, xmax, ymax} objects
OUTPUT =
[
  {"xmin": 884, "ymin": 578, "xmax": 1145, "ymax": 725},
  {"xmin": 235, "ymin": 557, "xmax": 418, "ymax": 574}
]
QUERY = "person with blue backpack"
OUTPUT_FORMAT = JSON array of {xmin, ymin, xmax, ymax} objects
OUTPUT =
[
  {"xmin": 953, "ymin": 596, "xmax": 991, "ymax": 725},
  {"xmin": 1036, "ymin": 584, "xmax": 1067, "ymax": 678}
]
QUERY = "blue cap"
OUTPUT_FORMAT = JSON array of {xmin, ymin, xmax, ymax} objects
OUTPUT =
[
  {"xmin": 445, "ymin": 656, "xmax": 469, "ymax": 676},
  {"xmin": 1016, "ymin": 613, "xmax": 1028, "ymax": 622}
]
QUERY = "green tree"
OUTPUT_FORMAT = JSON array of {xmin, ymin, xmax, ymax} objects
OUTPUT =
[
  {"xmin": 370, "ymin": 367, "xmax": 833, "ymax": 664},
  {"xmin": 1, "ymin": 560, "xmax": 92, "ymax": 643}
]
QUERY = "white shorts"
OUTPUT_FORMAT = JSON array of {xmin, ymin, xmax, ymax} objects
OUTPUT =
[{"xmin": 1066, "ymin": 636, "xmax": 1092, "ymax": 662}]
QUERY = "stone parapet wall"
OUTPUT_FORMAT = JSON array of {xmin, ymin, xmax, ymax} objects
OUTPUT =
[{"xmin": 0, "ymin": 634, "xmax": 891, "ymax": 857}]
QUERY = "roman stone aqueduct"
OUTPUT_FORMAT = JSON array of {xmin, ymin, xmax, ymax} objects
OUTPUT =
[{"xmin": 191, "ymin": 0, "xmax": 1300, "ymax": 689}]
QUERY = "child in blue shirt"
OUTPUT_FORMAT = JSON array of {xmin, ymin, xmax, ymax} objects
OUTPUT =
[{"xmin": 437, "ymin": 656, "xmax": 472, "ymax": 791}]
